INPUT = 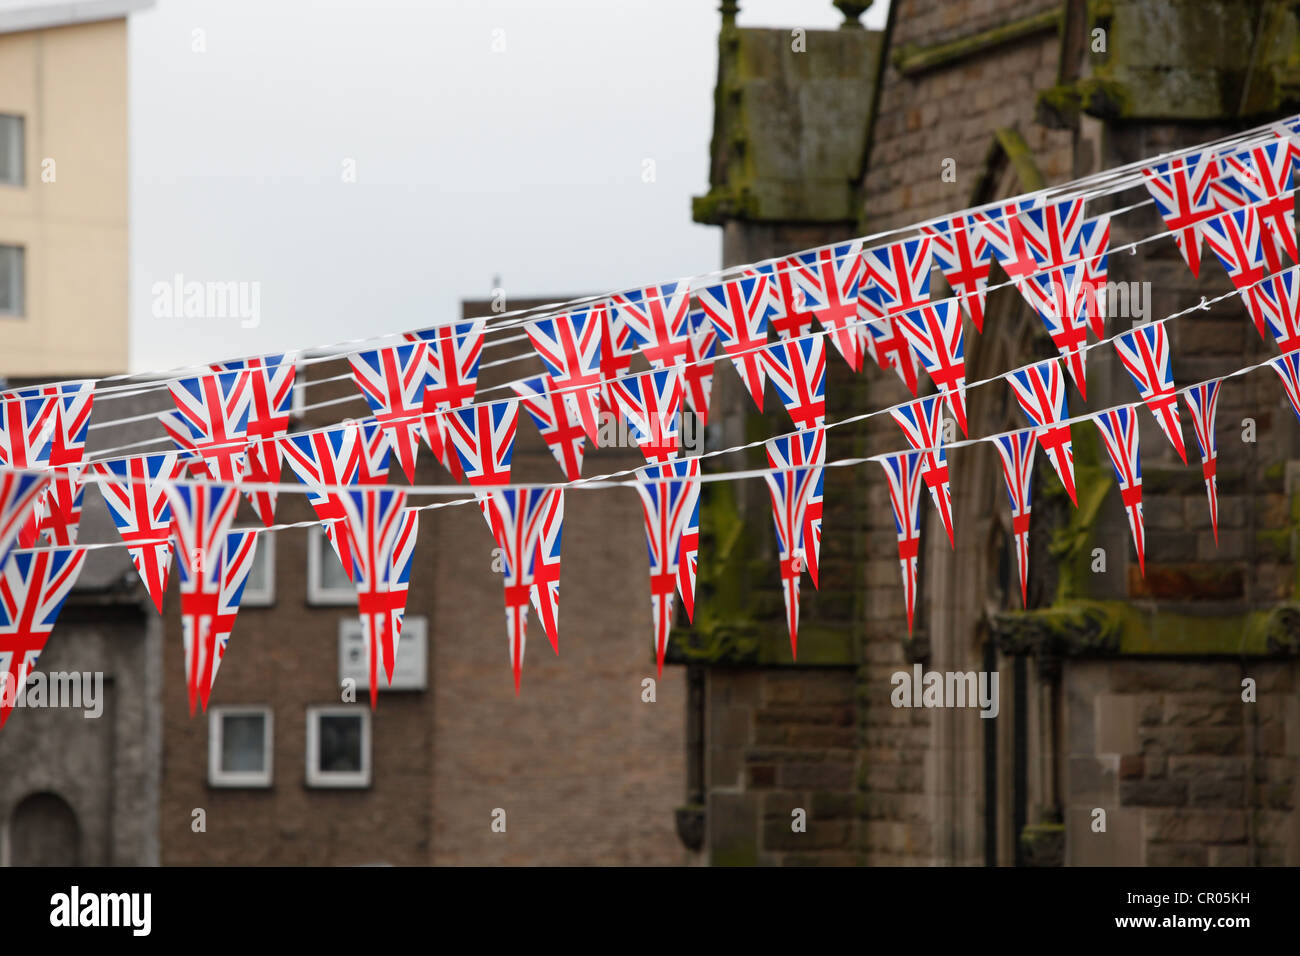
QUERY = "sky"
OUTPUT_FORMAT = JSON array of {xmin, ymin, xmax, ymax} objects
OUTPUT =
[{"xmin": 128, "ymin": 0, "xmax": 890, "ymax": 372}]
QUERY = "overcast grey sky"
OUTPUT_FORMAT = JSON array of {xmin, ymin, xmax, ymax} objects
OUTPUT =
[{"xmin": 129, "ymin": 0, "xmax": 890, "ymax": 371}]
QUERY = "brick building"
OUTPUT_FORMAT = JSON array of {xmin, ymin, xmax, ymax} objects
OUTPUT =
[{"xmin": 683, "ymin": 0, "xmax": 1300, "ymax": 865}]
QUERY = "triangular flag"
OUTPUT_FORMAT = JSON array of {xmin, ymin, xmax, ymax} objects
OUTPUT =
[
  {"xmin": 879, "ymin": 451, "xmax": 925, "ymax": 634},
  {"xmin": 1093, "ymin": 406, "xmax": 1146, "ymax": 576},
  {"xmin": 890, "ymin": 396, "xmax": 955, "ymax": 548},
  {"xmin": 763, "ymin": 436, "xmax": 819, "ymax": 657},
  {"xmin": 762, "ymin": 336, "xmax": 826, "ymax": 432},
  {"xmin": 1219, "ymin": 138, "xmax": 1297, "ymax": 269},
  {"xmin": 922, "ymin": 213, "xmax": 993, "ymax": 332},
  {"xmin": 1270, "ymin": 350, "xmax": 1300, "ymax": 424},
  {"xmin": 634, "ymin": 460, "xmax": 697, "ymax": 675},
  {"xmin": 699, "ymin": 275, "xmax": 772, "ymax": 409},
  {"xmin": 1021, "ymin": 264, "xmax": 1091, "ymax": 398},
  {"xmin": 349, "ymin": 342, "xmax": 428, "ymax": 482},
  {"xmin": 1183, "ymin": 381, "xmax": 1222, "ymax": 545},
  {"xmin": 195, "ymin": 530, "xmax": 259, "ymax": 712},
  {"xmin": 161, "ymin": 369, "xmax": 253, "ymax": 482},
  {"xmin": 1009, "ymin": 358, "xmax": 1078, "ymax": 507},
  {"xmin": 0, "ymin": 547, "xmax": 86, "ymax": 728},
  {"xmin": 675, "ymin": 463, "xmax": 702, "ymax": 622},
  {"xmin": 611, "ymin": 281, "xmax": 693, "ymax": 370},
  {"xmin": 280, "ymin": 424, "xmax": 370, "ymax": 583},
  {"xmin": 766, "ymin": 428, "xmax": 824, "ymax": 589},
  {"xmin": 529, "ymin": 489, "xmax": 564, "ymax": 655},
  {"xmin": 861, "ymin": 283, "xmax": 920, "ymax": 395},
  {"xmin": 1254, "ymin": 267, "xmax": 1300, "ymax": 353},
  {"xmin": 1113, "ymin": 322, "xmax": 1187, "ymax": 463},
  {"xmin": 445, "ymin": 400, "xmax": 519, "ymax": 486},
  {"xmin": 93, "ymin": 453, "xmax": 187, "ymax": 612},
  {"xmin": 526, "ymin": 305, "xmax": 605, "ymax": 443},
  {"xmin": 30, "ymin": 381, "xmax": 95, "ymax": 547},
  {"xmin": 757, "ymin": 257, "xmax": 819, "ymax": 340},
  {"xmin": 409, "ymin": 319, "xmax": 486, "ymax": 482},
  {"xmin": 1204, "ymin": 205, "xmax": 1270, "ymax": 339},
  {"xmin": 1141, "ymin": 150, "xmax": 1221, "ymax": 278},
  {"xmin": 896, "ymin": 298, "xmax": 969, "ymax": 436},
  {"xmin": 682, "ymin": 308, "xmax": 718, "ymax": 430},
  {"xmin": 212, "ymin": 354, "xmax": 295, "ymax": 526},
  {"xmin": 992, "ymin": 428, "xmax": 1038, "ymax": 607},
  {"xmin": 511, "ymin": 376, "xmax": 587, "ymax": 481},
  {"xmin": 599, "ymin": 304, "xmax": 640, "ymax": 415},
  {"xmin": 608, "ymin": 367, "xmax": 685, "ymax": 464},
  {"xmin": 480, "ymin": 488, "xmax": 551, "ymax": 693},
  {"xmin": 787, "ymin": 241, "xmax": 865, "ymax": 370}
]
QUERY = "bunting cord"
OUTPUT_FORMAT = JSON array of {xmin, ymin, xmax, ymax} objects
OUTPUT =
[
  {"xmin": 76, "ymin": 183, "xmax": 1294, "ymax": 469},
  {"xmin": 36, "ymin": 115, "xmax": 1294, "ymax": 419}
]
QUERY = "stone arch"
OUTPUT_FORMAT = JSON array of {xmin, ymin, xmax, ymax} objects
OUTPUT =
[{"xmin": 7, "ymin": 791, "xmax": 81, "ymax": 866}]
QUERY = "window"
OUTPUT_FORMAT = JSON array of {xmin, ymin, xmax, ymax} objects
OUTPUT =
[
  {"xmin": 0, "ymin": 245, "xmax": 23, "ymax": 317},
  {"xmin": 241, "ymin": 531, "xmax": 275, "ymax": 606},
  {"xmin": 306, "ymin": 707, "xmax": 370, "ymax": 788},
  {"xmin": 307, "ymin": 524, "xmax": 354, "ymax": 604},
  {"xmin": 208, "ymin": 707, "xmax": 273, "ymax": 788},
  {"xmin": 338, "ymin": 616, "xmax": 427, "ymax": 692},
  {"xmin": 0, "ymin": 115, "xmax": 22, "ymax": 186}
]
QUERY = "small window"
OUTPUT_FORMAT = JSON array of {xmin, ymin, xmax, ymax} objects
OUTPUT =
[
  {"xmin": 338, "ymin": 615, "xmax": 427, "ymax": 692},
  {"xmin": 0, "ymin": 245, "xmax": 23, "ymax": 317},
  {"xmin": 307, "ymin": 524, "xmax": 354, "ymax": 605},
  {"xmin": 306, "ymin": 707, "xmax": 371, "ymax": 788},
  {"xmin": 241, "ymin": 531, "xmax": 275, "ymax": 606},
  {"xmin": 208, "ymin": 706, "xmax": 273, "ymax": 788},
  {"xmin": 0, "ymin": 115, "xmax": 23, "ymax": 186}
]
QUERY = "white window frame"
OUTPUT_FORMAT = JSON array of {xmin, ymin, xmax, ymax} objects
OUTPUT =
[
  {"xmin": 0, "ymin": 244, "xmax": 24, "ymax": 317},
  {"xmin": 307, "ymin": 523, "xmax": 355, "ymax": 605},
  {"xmin": 337, "ymin": 615, "xmax": 427, "ymax": 692},
  {"xmin": 208, "ymin": 706, "xmax": 273, "ymax": 788},
  {"xmin": 241, "ymin": 530, "xmax": 275, "ymax": 606},
  {"xmin": 306, "ymin": 706, "xmax": 371, "ymax": 789},
  {"xmin": 0, "ymin": 114, "xmax": 23, "ymax": 187}
]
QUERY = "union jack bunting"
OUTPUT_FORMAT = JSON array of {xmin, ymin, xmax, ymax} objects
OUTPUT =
[
  {"xmin": 93, "ymin": 453, "xmax": 187, "ymax": 613},
  {"xmin": 1076, "ymin": 216, "xmax": 1112, "ymax": 339},
  {"xmin": 608, "ymin": 366, "xmax": 685, "ymax": 463},
  {"xmin": 528, "ymin": 488, "xmax": 564, "ymax": 656},
  {"xmin": 611, "ymin": 281, "xmax": 693, "ymax": 369},
  {"xmin": 1256, "ymin": 266, "xmax": 1300, "ymax": 352},
  {"xmin": 1183, "ymin": 380, "xmax": 1222, "ymax": 545},
  {"xmin": 1018, "ymin": 197, "xmax": 1086, "ymax": 270},
  {"xmin": 766, "ymin": 427, "xmax": 824, "ymax": 589},
  {"xmin": 896, "ymin": 298, "xmax": 969, "ymax": 436},
  {"xmin": 861, "ymin": 283, "xmax": 920, "ymax": 395},
  {"xmin": 763, "ymin": 436, "xmax": 818, "ymax": 658},
  {"xmin": 26, "ymin": 381, "xmax": 95, "ymax": 547},
  {"xmin": 1009, "ymin": 358, "xmax": 1078, "ymax": 507},
  {"xmin": 788, "ymin": 241, "xmax": 866, "ymax": 371},
  {"xmin": 526, "ymin": 305, "xmax": 605, "ymax": 443},
  {"xmin": 408, "ymin": 319, "xmax": 486, "ymax": 481},
  {"xmin": 921, "ymin": 213, "xmax": 994, "ymax": 332},
  {"xmin": 1021, "ymin": 263, "xmax": 1091, "ymax": 398},
  {"xmin": 0, "ymin": 547, "xmax": 86, "ymax": 728},
  {"xmin": 890, "ymin": 396, "xmax": 955, "ymax": 548},
  {"xmin": 634, "ymin": 459, "xmax": 696, "ymax": 674},
  {"xmin": 675, "ymin": 459, "xmax": 702, "ymax": 622},
  {"xmin": 1113, "ymin": 322, "xmax": 1188, "ymax": 463},
  {"xmin": 1270, "ymin": 120, "xmax": 1300, "ymax": 167},
  {"xmin": 991, "ymin": 428, "xmax": 1038, "ymax": 607},
  {"xmin": 1219, "ymin": 139, "xmax": 1297, "ymax": 269},
  {"xmin": 1203, "ymin": 205, "xmax": 1270, "ymax": 339},
  {"xmin": 763, "ymin": 336, "xmax": 826, "ymax": 431},
  {"xmin": 682, "ymin": 308, "xmax": 719, "ymax": 429},
  {"xmin": 699, "ymin": 275, "xmax": 772, "ymax": 409},
  {"xmin": 446, "ymin": 399, "xmax": 520, "ymax": 486},
  {"xmin": 481, "ymin": 487, "xmax": 550, "ymax": 692},
  {"xmin": 879, "ymin": 451, "xmax": 925, "ymax": 635},
  {"xmin": 0, "ymin": 473, "xmax": 49, "ymax": 574},
  {"xmin": 161, "ymin": 368, "xmax": 253, "ymax": 482},
  {"xmin": 599, "ymin": 304, "xmax": 640, "ymax": 415},
  {"xmin": 280, "ymin": 424, "xmax": 369, "ymax": 581},
  {"xmin": 1093, "ymin": 406, "xmax": 1146, "ymax": 576},
  {"xmin": 348, "ymin": 342, "xmax": 428, "ymax": 482},
  {"xmin": 338, "ymin": 488, "xmax": 418, "ymax": 708},
  {"xmin": 756, "ymin": 256, "xmax": 819, "ymax": 340},
  {"xmin": 1142, "ymin": 150, "xmax": 1221, "ymax": 277},
  {"xmin": 511, "ymin": 375, "xmax": 587, "ymax": 480},
  {"xmin": 970, "ymin": 197, "xmax": 1041, "ymax": 288},
  {"xmin": 0, "ymin": 386, "xmax": 59, "ymax": 470},
  {"xmin": 192, "ymin": 530, "xmax": 259, "ymax": 713},
  {"xmin": 213, "ymin": 354, "xmax": 295, "ymax": 526},
  {"xmin": 165, "ymin": 482, "xmax": 242, "ymax": 715},
  {"xmin": 1270, "ymin": 350, "xmax": 1300, "ymax": 425}
]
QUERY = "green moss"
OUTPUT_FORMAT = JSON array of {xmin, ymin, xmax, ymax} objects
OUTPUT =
[{"xmin": 892, "ymin": 8, "xmax": 1062, "ymax": 76}]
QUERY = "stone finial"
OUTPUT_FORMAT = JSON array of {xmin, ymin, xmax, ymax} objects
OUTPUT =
[
  {"xmin": 720, "ymin": 0, "xmax": 739, "ymax": 26},
  {"xmin": 833, "ymin": 1, "xmax": 871, "ymax": 28}
]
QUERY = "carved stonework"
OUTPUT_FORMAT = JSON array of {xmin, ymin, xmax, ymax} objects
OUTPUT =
[{"xmin": 988, "ymin": 603, "xmax": 1121, "ymax": 660}]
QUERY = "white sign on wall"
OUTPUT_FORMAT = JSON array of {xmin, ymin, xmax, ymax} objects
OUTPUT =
[{"xmin": 338, "ymin": 617, "xmax": 428, "ymax": 692}]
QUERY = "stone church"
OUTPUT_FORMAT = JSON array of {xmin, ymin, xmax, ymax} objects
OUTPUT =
[{"xmin": 680, "ymin": 0, "xmax": 1300, "ymax": 865}]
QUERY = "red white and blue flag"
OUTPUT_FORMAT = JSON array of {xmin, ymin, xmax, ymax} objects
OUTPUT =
[
  {"xmin": 339, "ymin": 488, "xmax": 419, "ymax": 708},
  {"xmin": 861, "ymin": 282, "xmax": 920, "ymax": 395},
  {"xmin": 1018, "ymin": 198, "xmax": 1086, "ymax": 271},
  {"xmin": 890, "ymin": 395, "xmax": 955, "ymax": 548},
  {"xmin": 408, "ymin": 319, "xmax": 486, "ymax": 482},
  {"xmin": 758, "ymin": 256, "xmax": 819, "ymax": 340},
  {"xmin": 922, "ymin": 213, "xmax": 994, "ymax": 332},
  {"xmin": 1009, "ymin": 358, "xmax": 1078, "ymax": 506},
  {"xmin": 0, "ymin": 546, "xmax": 86, "ymax": 729},
  {"xmin": 349, "ymin": 342, "xmax": 428, "ymax": 482},
  {"xmin": 1253, "ymin": 265, "xmax": 1300, "ymax": 352},
  {"xmin": 763, "ymin": 435, "xmax": 818, "ymax": 658},
  {"xmin": 611, "ymin": 281, "xmax": 693, "ymax": 370},
  {"xmin": 763, "ymin": 335, "xmax": 826, "ymax": 431},
  {"xmin": 1183, "ymin": 380, "xmax": 1222, "ymax": 544},
  {"xmin": 0, "ymin": 386, "xmax": 59, "ymax": 472},
  {"xmin": 674, "ymin": 459, "xmax": 702, "ymax": 622},
  {"xmin": 526, "ymin": 305, "xmax": 606, "ymax": 443},
  {"xmin": 213, "ymin": 354, "xmax": 295, "ymax": 526},
  {"xmin": 608, "ymin": 367, "xmax": 685, "ymax": 463},
  {"xmin": 1218, "ymin": 139, "xmax": 1297, "ymax": 268},
  {"xmin": 445, "ymin": 399, "xmax": 520, "ymax": 487},
  {"xmin": 879, "ymin": 450, "xmax": 925, "ymax": 634},
  {"xmin": 599, "ymin": 304, "xmax": 640, "ymax": 415},
  {"xmin": 788, "ymin": 241, "xmax": 866, "ymax": 371},
  {"xmin": 991, "ymin": 428, "xmax": 1038, "ymax": 607},
  {"xmin": 896, "ymin": 298, "xmax": 969, "ymax": 436},
  {"xmin": 1093, "ymin": 406, "xmax": 1146, "ymax": 576},
  {"xmin": 195, "ymin": 529, "xmax": 259, "ymax": 712},
  {"xmin": 528, "ymin": 488, "xmax": 564, "ymax": 655},
  {"xmin": 93, "ymin": 453, "xmax": 187, "ymax": 613},
  {"xmin": 766, "ymin": 427, "xmax": 824, "ymax": 589},
  {"xmin": 634, "ymin": 459, "xmax": 698, "ymax": 674},
  {"xmin": 0, "ymin": 473, "xmax": 50, "ymax": 579},
  {"xmin": 699, "ymin": 275, "xmax": 772, "ymax": 409},
  {"xmin": 481, "ymin": 487, "xmax": 552, "ymax": 693},
  {"xmin": 25, "ymin": 381, "xmax": 95, "ymax": 548},
  {"xmin": 511, "ymin": 375, "xmax": 587, "ymax": 481},
  {"xmin": 165, "ymin": 482, "xmax": 243, "ymax": 715},
  {"xmin": 683, "ymin": 308, "xmax": 719, "ymax": 430},
  {"xmin": 1204, "ymin": 205, "xmax": 1271, "ymax": 339},
  {"xmin": 1021, "ymin": 264, "xmax": 1091, "ymax": 398},
  {"xmin": 162, "ymin": 369, "xmax": 253, "ymax": 483},
  {"xmin": 1270, "ymin": 350, "xmax": 1300, "ymax": 425},
  {"xmin": 970, "ymin": 197, "xmax": 1041, "ymax": 289},
  {"xmin": 280, "ymin": 424, "xmax": 369, "ymax": 582},
  {"xmin": 1142, "ymin": 150, "xmax": 1221, "ymax": 277},
  {"xmin": 1113, "ymin": 322, "xmax": 1187, "ymax": 462},
  {"xmin": 1076, "ymin": 216, "xmax": 1112, "ymax": 339}
]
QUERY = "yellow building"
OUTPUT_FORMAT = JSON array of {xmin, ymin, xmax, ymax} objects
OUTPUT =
[{"xmin": 0, "ymin": 0, "xmax": 152, "ymax": 378}]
